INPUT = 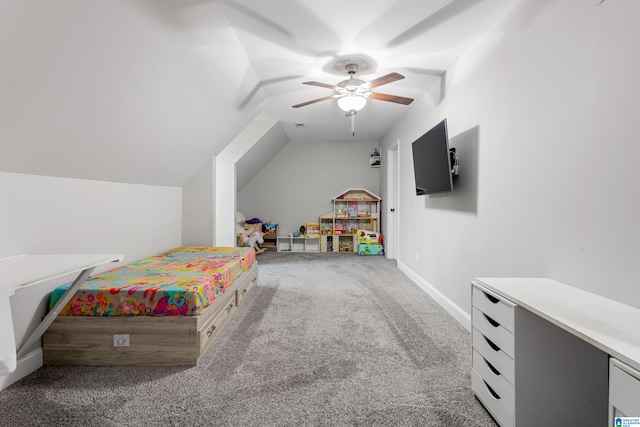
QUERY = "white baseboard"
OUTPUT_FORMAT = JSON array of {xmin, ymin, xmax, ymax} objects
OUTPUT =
[
  {"xmin": 398, "ymin": 260, "xmax": 471, "ymax": 331},
  {"xmin": 0, "ymin": 349, "xmax": 43, "ymax": 392}
]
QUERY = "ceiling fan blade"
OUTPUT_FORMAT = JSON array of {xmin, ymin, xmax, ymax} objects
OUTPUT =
[
  {"xmin": 292, "ymin": 95, "xmax": 335, "ymax": 108},
  {"xmin": 369, "ymin": 92, "xmax": 414, "ymax": 105},
  {"xmin": 366, "ymin": 72, "xmax": 405, "ymax": 89},
  {"xmin": 303, "ymin": 81, "xmax": 338, "ymax": 90}
]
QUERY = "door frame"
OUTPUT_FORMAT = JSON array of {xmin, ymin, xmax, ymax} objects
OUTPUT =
[{"xmin": 386, "ymin": 141, "xmax": 400, "ymax": 261}]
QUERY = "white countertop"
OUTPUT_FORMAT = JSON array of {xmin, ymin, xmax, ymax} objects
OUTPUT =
[
  {"xmin": 0, "ymin": 253, "xmax": 123, "ymax": 375},
  {"xmin": 474, "ymin": 277, "xmax": 640, "ymax": 372}
]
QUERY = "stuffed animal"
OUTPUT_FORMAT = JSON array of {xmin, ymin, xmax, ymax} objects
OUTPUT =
[{"xmin": 236, "ymin": 212, "xmax": 266, "ymax": 254}]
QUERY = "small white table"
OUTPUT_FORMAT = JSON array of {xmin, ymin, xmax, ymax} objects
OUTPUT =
[{"xmin": 0, "ymin": 253, "xmax": 124, "ymax": 375}]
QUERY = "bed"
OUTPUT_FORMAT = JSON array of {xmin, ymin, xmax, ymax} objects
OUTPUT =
[{"xmin": 43, "ymin": 246, "xmax": 258, "ymax": 366}]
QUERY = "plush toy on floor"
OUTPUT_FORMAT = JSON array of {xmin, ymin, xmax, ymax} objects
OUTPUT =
[{"xmin": 236, "ymin": 212, "xmax": 266, "ymax": 254}]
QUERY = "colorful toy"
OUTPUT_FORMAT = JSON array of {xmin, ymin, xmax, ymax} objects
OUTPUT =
[
  {"xmin": 358, "ymin": 243, "xmax": 384, "ymax": 256},
  {"xmin": 306, "ymin": 222, "xmax": 320, "ymax": 238},
  {"xmin": 357, "ymin": 230, "xmax": 382, "ymax": 244},
  {"xmin": 357, "ymin": 230, "xmax": 384, "ymax": 256},
  {"xmin": 263, "ymin": 222, "xmax": 278, "ymax": 233}
]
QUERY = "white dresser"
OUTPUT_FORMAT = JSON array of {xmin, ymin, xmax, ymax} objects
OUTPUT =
[
  {"xmin": 471, "ymin": 278, "xmax": 640, "ymax": 427},
  {"xmin": 471, "ymin": 284, "xmax": 517, "ymax": 427}
]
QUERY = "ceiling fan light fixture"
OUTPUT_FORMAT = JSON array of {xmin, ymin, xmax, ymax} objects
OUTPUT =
[{"xmin": 337, "ymin": 94, "xmax": 366, "ymax": 112}]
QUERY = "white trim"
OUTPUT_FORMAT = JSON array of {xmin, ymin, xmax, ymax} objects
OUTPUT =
[
  {"xmin": 393, "ymin": 141, "xmax": 400, "ymax": 261},
  {"xmin": 0, "ymin": 349, "xmax": 42, "ymax": 392},
  {"xmin": 398, "ymin": 260, "xmax": 471, "ymax": 331},
  {"xmin": 385, "ymin": 142, "xmax": 399, "ymax": 261}
]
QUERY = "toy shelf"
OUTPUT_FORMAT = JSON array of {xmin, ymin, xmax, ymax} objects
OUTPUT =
[
  {"xmin": 262, "ymin": 231, "xmax": 277, "ymax": 248},
  {"xmin": 276, "ymin": 236, "xmax": 320, "ymax": 253}
]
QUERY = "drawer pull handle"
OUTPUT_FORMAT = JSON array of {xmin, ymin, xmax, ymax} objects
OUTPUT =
[
  {"xmin": 483, "ymin": 314, "xmax": 500, "ymax": 328},
  {"xmin": 484, "ymin": 336, "xmax": 501, "ymax": 352},
  {"xmin": 241, "ymin": 289, "xmax": 247, "ymax": 296},
  {"xmin": 226, "ymin": 303, "xmax": 234, "ymax": 312},
  {"xmin": 483, "ymin": 357, "xmax": 501, "ymax": 376},
  {"xmin": 206, "ymin": 325, "xmax": 216, "ymax": 337},
  {"xmin": 484, "ymin": 292, "xmax": 500, "ymax": 304},
  {"xmin": 483, "ymin": 380, "xmax": 501, "ymax": 400}
]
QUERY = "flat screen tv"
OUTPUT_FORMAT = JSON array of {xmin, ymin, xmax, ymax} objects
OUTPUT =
[{"xmin": 411, "ymin": 118, "xmax": 454, "ymax": 195}]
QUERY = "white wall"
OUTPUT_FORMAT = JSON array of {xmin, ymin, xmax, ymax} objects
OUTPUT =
[
  {"xmin": 0, "ymin": 172, "xmax": 181, "ymax": 260},
  {"xmin": 238, "ymin": 140, "xmax": 380, "ymax": 236},
  {"xmin": 215, "ymin": 120, "xmax": 279, "ymax": 246},
  {"xmin": 0, "ymin": 172, "xmax": 181, "ymax": 387},
  {"xmin": 182, "ymin": 158, "xmax": 215, "ymax": 246},
  {"xmin": 237, "ymin": 122, "xmax": 290, "ymax": 193},
  {"xmin": 380, "ymin": 0, "xmax": 640, "ymax": 323},
  {"xmin": 0, "ymin": 0, "xmax": 266, "ymax": 187}
]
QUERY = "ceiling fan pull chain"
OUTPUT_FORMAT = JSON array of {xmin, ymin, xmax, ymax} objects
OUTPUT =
[{"xmin": 351, "ymin": 112, "xmax": 356, "ymax": 136}]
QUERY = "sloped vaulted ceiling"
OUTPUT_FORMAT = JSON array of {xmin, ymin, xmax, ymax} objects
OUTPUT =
[
  {"xmin": 0, "ymin": 0, "xmax": 266, "ymax": 187},
  {"xmin": 0, "ymin": 0, "xmax": 512, "ymax": 188}
]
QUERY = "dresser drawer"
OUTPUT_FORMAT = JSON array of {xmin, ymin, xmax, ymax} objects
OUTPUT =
[
  {"xmin": 472, "ymin": 369, "xmax": 514, "ymax": 427},
  {"xmin": 473, "ymin": 349, "xmax": 514, "ymax": 411},
  {"xmin": 472, "ymin": 307, "xmax": 515, "ymax": 359},
  {"xmin": 472, "ymin": 328, "xmax": 514, "ymax": 385},
  {"xmin": 472, "ymin": 283, "xmax": 515, "ymax": 333},
  {"xmin": 609, "ymin": 359, "xmax": 640, "ymax": 421}
]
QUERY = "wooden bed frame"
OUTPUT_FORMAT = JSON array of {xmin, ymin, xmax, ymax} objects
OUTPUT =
[{"xmin": 43, "ymin": 264, "xmax": 258, "ymax": 366}]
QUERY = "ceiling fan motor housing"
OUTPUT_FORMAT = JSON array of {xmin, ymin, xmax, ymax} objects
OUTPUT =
[
  {"xmin": 344, "ymin": 63, "xmax": 359, "ymax": 75},
  {"xmin": 337, "ymin": 64, "xmax": 368, "ymax": 97}
]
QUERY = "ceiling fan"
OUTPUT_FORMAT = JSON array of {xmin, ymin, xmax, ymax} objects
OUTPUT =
[{"xmin": 292, "ymin": 63, "xmax": 414, "ymax": 112}]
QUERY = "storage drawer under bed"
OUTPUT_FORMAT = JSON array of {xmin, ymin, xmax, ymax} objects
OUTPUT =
[
  {"xmin": 198, "ymin": 291, "xmax": 237, "ymax": 354},
  {"xmin": 236, "ymin": 273, "xmax": 257, "ymax": 306}
]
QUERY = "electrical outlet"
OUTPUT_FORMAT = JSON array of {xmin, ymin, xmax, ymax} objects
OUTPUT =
[
  {"xmin": 415, "ymin": 252, "xmax": 419, "ymax": 262},
  {"xmin": 114, "ymin": 334, "xmax": 130, "ymax": 347}
]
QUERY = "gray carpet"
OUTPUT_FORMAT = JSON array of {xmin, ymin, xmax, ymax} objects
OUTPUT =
[{"xmin": 0, "ymin": 251, "xmax": 497, "ymax": 426}]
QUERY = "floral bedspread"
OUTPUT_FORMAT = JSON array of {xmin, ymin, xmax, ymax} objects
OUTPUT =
[{"xmin": 49, "ymin": 246, "xmax": 256, "ymax": 317}]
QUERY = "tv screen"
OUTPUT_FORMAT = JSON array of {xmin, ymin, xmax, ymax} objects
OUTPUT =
[{"xmin": 411, "ymin": 119, "xmax": 453, "ymax": 195}]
